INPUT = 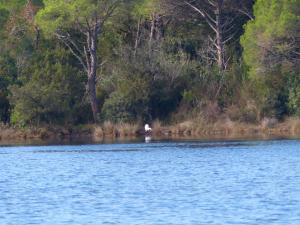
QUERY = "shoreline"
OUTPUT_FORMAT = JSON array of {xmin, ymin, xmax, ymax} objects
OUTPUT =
[{"xmin": 1, "ymin": 119, "xmax": 300, "ymax": 145}]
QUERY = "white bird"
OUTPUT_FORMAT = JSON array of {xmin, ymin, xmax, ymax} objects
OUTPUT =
[
  {"xmin": 144, "ymin": 124, "xmax": 152, "ymax": 132},
  {"xmin": 145, "ymin": 136, "xmax": 152, "ymax": 143}
]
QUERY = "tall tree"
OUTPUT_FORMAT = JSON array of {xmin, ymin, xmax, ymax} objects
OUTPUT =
[
  {"xmin": 241, "ymin": 0, "xmax": 300, "ymax": 117},
  {"xmin": 36, "ymin": 0, "xmax": 121, "ymax": 122},
  {"xmin": 133, "ymin": 0, "xmax": 166, "ymax": 53},
  {"xmin": 242, "ymin": 0, "xmax": 300, "ymax": 78},
  {"xmin": 165, "ymin": 0, "xmax": 254, "ymax": 71}
]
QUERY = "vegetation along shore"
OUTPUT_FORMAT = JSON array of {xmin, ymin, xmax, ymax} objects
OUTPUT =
[
  {"xmin": 2, "ymin": 117, "xmax": 300, "ymax": 143},
  {"xmin": 0, "ymin": 0, "xmax": 299, "ymax": 142}
]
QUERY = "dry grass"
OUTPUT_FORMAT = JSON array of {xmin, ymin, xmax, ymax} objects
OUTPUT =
[
  {"xmin": 93, "ymin": 126, "xmax": 104, "ymax": 140},
  {"xmin": 2, "ymin": 117, "xmax": 300, "ymax": 143},
  {"xmin": 260, "ymin": 117, "xmax": 278, "ymax": 129},
  {"xmin": 102, "ymin": 121, "xmax": 116, "ymax": 136},
  {"xmin": 283, "ymin": 117, "xmax": 300, "ymax": 135},
  {"xmin": 152, "ymin": 120, "xmax": 162, "ymax": 134},
  {"xmin": 155, "ymin": 116, "xmax": 300, "ymax": 139},
  {"xmin": 115, "ymin": 123, "xmax": 139, "ymax": 137}
]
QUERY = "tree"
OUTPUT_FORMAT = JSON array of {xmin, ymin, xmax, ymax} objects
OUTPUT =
[
  {"xmin": 0, "ymin": 0, "xmax": 42, "ymax": 123},
  {"xmin": 241, "ymin": 0, "xmax": 300, "ymax": 118},
  {"xmin": 36, "ymin": 0, "xmax": 121, "ymax": 122},
  {"xmin": 0, "ymin": 54, "xmax": 17, "ymax": 123},
  {"xmin": 165, "ymin": 0, "xmax": 254, "ymax": 71},
  {"xmin": 131, "ymin": 0, "xmax": 167, "ymax": 55},
  {"xmin": 9, "ymin": 47, "xmax": 88, "ymax": 125},
  {"xmin": 242, "ymin": 0, "xmax": 300, "ymax": 78}
]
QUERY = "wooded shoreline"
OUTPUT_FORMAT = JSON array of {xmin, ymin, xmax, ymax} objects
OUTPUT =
[{"xmin": 1, "ymin": 1, "xmax": 299, "ymax": 132}]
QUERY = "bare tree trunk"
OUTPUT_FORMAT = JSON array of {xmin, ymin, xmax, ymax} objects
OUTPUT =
[
  {"xmin": 149, "ymin": 13, "xmax": 155, "ymax": 52},
  {"xmin": 87, "ymin": 74, "xmax": 99, "ymax": 122},
  {"xmin": 51, "ymin": 2, "xmax": 120, "ymax": 123},
  {"xmin": 215, "ymin": 2, "xmax": 225, "ymax": 71},
  {"xmin": 155, "ymin": 15, "xmax": 164, "ymax": 40},
  {"xmin": 182, "ymin": 0, "xmax": 230, "ymax": 71},
  {"xmin": 87, "ymin": 31, "xmax": 99, "ymax": 122},
  {"xmin": 134, "ymin": 18, "xmax": 141, "ymax": 57}
]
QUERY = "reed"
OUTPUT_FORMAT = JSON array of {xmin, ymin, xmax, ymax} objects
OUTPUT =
[{"xmin": 2, "ymin": 117, "xmax": 300, "ymax": 142}]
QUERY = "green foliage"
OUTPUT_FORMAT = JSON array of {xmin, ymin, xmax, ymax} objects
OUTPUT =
[
  {"xmin": 288, "ymin": 70, "xmax": 300, "ymax": 116},
  {"xmin": 9, "ymin": 47, "xmax": 89, "ymax": 125},
  {"xmin": 0, "ymin": 8, "xmax": 9, "ymax": 30},
  {"xmin": 133, "ymin": 0, "xmax": 160, "ymax": 18},
  {"xmin": 241, "ymin": 0, "xmax": 300, "ymax": 79},
  {"xmin": 36, "ymin": 0, "xmax": 119, "ymax": 35},
  {"xmin": 102, "ymin": 74, "xmax": 151, "ymax": 122},
  {"xmin": 0, "ymin": 0, "xmax": 26, "ymax": 11},
  {"xmin": 241, "ymin": 0, "xmax": 300, "ymax": 118},
  {"xmin": 0, "ymin": 0, "xmax": 300, "ymax": 127},
  {"xmin": 101, "ymin": 45, "xmax": 186, "ymax": 123},
  {"xmin": 0, "ymin": 54, "xmax": 18, "ymax": 123}
]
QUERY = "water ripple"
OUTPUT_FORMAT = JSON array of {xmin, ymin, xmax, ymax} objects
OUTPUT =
[{"xmin": 0, "ymin": 140, "xmax": 300, "ymax": 225}]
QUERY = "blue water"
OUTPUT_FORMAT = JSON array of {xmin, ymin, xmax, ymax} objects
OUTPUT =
[{"xmin": 0, "ymin": 140, "xmax": 300, "ymax": 225}]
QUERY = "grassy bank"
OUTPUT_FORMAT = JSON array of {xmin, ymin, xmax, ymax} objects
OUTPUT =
[{"xmin": 1, "ymin": 117, "xmax": 300, "ymax": 144}]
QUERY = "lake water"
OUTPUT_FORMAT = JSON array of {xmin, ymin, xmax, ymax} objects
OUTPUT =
[{"xmin": 0, "ymin": 139, "xmax": 300, "ymax": 225}]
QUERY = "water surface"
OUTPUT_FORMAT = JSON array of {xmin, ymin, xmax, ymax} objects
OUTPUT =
[{"xmin": 0, "ymin": 140, "xmax": 300, "ymax": 225}]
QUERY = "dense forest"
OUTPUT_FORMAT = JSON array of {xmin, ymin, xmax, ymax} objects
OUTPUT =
[{"xmin": 0, "ymin": 0, "xmax": 299, "ymax": 127}]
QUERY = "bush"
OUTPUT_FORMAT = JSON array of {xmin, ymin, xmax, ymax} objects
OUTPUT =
[
  {"xmin": 226, "ymin": 101, "xmax": 259, "ymax": 123},
  {"xmin": 9, "ymin": 48, "xmax": 90, "ymax": 125},
  {"xmin": 102, "ymin": 74, "xmax": 151, "ymax": 123},
  {"xmin": 288, "ymin": 70, "xmax": 300, "ymax": 116},
  {"xmin": 0, "ymin": 53, "xmax": 18, "ymax": 123},
  {"xmin": 101, "ymin": 46, "xmax": 186, "ymax": 123}
]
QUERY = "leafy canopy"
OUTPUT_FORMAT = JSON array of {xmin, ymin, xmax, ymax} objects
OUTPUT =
[
  {"xmin": 36, "ymin": 0, "xmax": 120, "ymax": 34},
  {"xmin": 133, "ymin": 0, "xmax": 161, "ymax": 18},
  {"xmin": 241, "ymin": 0, "xmax": 300, "ymax": 79}
]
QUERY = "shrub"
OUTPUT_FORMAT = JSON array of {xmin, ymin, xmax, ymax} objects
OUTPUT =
[
  {"xmin": 9, "ymin": 48, "xmax": 89, "ymax": 125},
  {"xmin": 288, "ymin": 70, "xmax": 300, "ymax": 116}
]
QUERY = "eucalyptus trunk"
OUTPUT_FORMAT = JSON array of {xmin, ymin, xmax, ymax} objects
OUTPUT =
[
  {"xmin": 87, "ymin": 30, "xmax": 100, "ymax": 122},
  {"xmin": 215, "ymin": 2, "xmax": 225, "ymax": 71}
]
